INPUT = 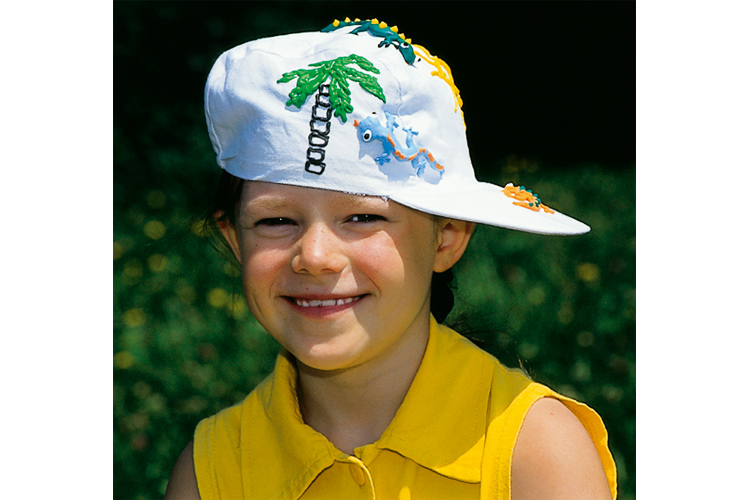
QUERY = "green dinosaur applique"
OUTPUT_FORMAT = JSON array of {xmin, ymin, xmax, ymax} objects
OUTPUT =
[
  {"xmin": 321, "ymin": 18, "xmax": 465, "ymax": 128},
  {"xmin": 322, "ymin": 18, "xmax": 416, "ymax": 65}
]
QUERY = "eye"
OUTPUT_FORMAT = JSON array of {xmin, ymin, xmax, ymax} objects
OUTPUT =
[
  {"xmin": 362, "ymin": 129, "xmax": 373, "ymax": 142},
  {"xmin": 255, "ymin": 217, "xmax": 294, "ymax": 227},
  {"xmin": 348, "ymin": 214, "xmax": 386, "ymax": 223}
]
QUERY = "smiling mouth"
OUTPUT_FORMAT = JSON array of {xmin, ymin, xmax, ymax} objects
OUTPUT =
[{"xmin": 289, "ymin": 295, "xmax": 364, "ymax": 308}]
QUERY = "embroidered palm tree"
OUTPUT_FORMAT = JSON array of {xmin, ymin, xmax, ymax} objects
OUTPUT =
[{"xmin": 278, "ymin": 54, "xmax": 386, "ymax": 123}]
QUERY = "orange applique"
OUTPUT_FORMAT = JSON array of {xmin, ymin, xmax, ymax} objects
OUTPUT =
[{"xmin": 503, "ymin": 184, "xmax": 555, "ymax": 214}]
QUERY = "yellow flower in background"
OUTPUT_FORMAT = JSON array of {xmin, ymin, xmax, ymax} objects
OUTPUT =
[
  {"xmin": 207, "ymin": 288, "xmax": 230, "ymax": 308},
  {"xmin": 143, "ymin": 220, "xmax": 167, "ymax": 240},
  {"xmin": 122, "ymin": 308, "xmax": 146, "ymax": 328},
  {"xmin": 121, "ymin": 259, "xmax": 144, "ymax": 285},
  {"xmin": 527, "ymin": 285, "xmax": 546, "ymax": 306},
  {"xmin": 114, "ymin": 351, "xmax": 135, "ymax": 370},
  {"xmin": 576, "ymin": 262, "xmax": 601, "ymax": 283},
  {"xmin": 147, "ymin": 254, "xmax": 168, "ymax": 272},
  {"xmin": 114, "ymin": 241, "xmax": 124, "ymax": 260}
]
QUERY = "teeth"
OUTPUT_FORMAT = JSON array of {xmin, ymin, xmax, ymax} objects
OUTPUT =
[{"xmin": 295, "ymin": 297, "xmax": 357, "ymax": 307}]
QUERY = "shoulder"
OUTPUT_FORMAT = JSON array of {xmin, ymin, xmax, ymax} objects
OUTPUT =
[
  {"xmin": 164, "ymin": 441, "xmax": 201, "ymax": 500},
  {"xmin": 511, "ymin": 397, "xmax": 612, "ymax": 500}
]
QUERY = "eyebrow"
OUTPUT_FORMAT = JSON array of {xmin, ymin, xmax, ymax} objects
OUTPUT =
[
  {"xmin": 339, "ymin": 194, "xmax": 390, "ymax": 210},
  {"xmin": 237, "ymin": 197, "xmax": 291, "ymax": 225},
  {"xmin": 241, "ymin": 197, "xmax": 291, "ymax": 213},
  {"xmin": 242, "ymin": 193, "xmax": 389, "ymax": 213}
]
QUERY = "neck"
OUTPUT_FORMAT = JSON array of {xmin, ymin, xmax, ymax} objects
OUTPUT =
[{"xmin": 296, "ymin": 315, "xmax": 431, "ymax": 455}]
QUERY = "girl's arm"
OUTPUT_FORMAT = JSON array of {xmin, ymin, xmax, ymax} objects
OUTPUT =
[
  {"xmin": 164, "ymin": 441, "xmax": 201, "ymax": 500},
  {"xmin": 511, "ymin": 398, "xmax": 613, "ymax": 500}
]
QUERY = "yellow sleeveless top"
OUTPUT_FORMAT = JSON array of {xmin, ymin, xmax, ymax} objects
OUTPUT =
[{"xmin": 194, "ymin": 319, "xmax": 617, "ymax": 499}]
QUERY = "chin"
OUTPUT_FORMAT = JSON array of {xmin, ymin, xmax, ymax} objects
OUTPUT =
[{"xmin": 289, "ymin": 336, "xmax": 369, "ymax": 373}]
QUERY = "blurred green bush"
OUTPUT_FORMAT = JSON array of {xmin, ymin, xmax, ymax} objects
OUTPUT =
[
  {"xmin": 114, "ymin": 159, "xmax": 634, "ymax": 500},
  {"xmin": 114, "ymin": 3, "xmax": 634, "ymax": 499}
]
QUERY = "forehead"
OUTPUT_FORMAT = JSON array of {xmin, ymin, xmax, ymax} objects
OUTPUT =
[{"xmin": 239, "ymin": 181, "xmax": 388, "ymax": 209}]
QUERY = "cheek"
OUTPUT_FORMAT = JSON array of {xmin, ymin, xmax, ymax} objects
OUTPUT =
[
  {"xmin": 240, "ymin": 246, "xmax": 287, "ymax": 296},
  {"xmin": 352, "ymin": 232, "xmax": 435, "ymax": 288},
  {"xmin": 350, "ymin": 232, "xmax": 404, "ymax": 273},
  {"xmin": 352, "ymin": 240, "xmax": 400, "ymax": 277}
]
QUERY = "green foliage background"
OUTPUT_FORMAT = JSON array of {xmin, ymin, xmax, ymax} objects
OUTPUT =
[{"xmin": 114, "ymin": 2, "xmax": 634, "ymax": 499}]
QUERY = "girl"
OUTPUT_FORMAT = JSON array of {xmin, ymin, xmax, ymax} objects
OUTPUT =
[{"xmin": 166, "ymin": 18, "xmax": 617, "ymax": 500}]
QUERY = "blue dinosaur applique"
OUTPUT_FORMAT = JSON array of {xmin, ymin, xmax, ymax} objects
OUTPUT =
[
  {"xmin": 322, "ymin": 18, "xmax": 416, "ymax": 65},
  {"xmin": 354, "ymin": 112, "xmax": 444, "ymax": 184}
]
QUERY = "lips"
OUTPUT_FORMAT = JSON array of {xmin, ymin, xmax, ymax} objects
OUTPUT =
[{"xmin": 285, "ymin": 295, "xmax": 365, "ymax": 308}]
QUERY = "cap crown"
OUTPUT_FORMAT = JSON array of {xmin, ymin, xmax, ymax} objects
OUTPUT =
[
  {"xmin": 205, "ymin": 23, "xmax": 472, "ymax": 196},
  {"xmin": 205, "ymin": 20, "xmax": 590, "ymax": 235}
]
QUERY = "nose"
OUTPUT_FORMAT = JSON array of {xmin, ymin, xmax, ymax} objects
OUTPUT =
[{"xmin": 291, "ymin": 223, "xmax": 346, "ymax": 275}]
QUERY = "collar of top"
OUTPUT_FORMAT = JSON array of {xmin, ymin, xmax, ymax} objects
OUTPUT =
[{"xmin": 239, "ymin": 317, "xmax": 498, "ymax": 499}]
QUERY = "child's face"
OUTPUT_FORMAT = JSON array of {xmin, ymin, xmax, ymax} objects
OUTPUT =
[{"xmin": 221, "ymin": 181, "xmax": 461, "ymax": 373}]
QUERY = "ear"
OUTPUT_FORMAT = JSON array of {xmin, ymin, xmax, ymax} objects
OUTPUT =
[
  {"xmin": 215, "ymin": 211, "xmax": 242, "ymax": 263},
  {"xmin": 434, "ymin": 219, "xmax": 475, "ymax": 273}
]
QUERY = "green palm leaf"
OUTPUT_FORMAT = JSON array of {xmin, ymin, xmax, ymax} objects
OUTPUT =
[{"xmin": 278, "ymin": 54, "xmax": 386, "ymax": 122}]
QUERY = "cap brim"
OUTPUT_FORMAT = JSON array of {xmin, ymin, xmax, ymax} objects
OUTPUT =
[{"xmin": 389, "ymin": 181, "xmax": 590, "ymax": 235}]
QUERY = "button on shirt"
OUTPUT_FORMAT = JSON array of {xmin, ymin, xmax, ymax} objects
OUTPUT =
[{"xmin": 194, "ymin": 318, "xmax": 617, "ymax": 500}]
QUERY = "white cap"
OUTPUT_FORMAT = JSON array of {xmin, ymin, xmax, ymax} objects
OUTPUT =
[{"xmin": 205, "ymin": 19, "xmax": 589, "ymax": 235}]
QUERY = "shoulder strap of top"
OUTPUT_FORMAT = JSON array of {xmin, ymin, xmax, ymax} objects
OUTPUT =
[
  {"xmin": 193, "ymin": 403, "xmax": 245, "ymax": 500},
  {"xmin": 480, "ymin": 381, "xmax": 617, "ymax": 500}
]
